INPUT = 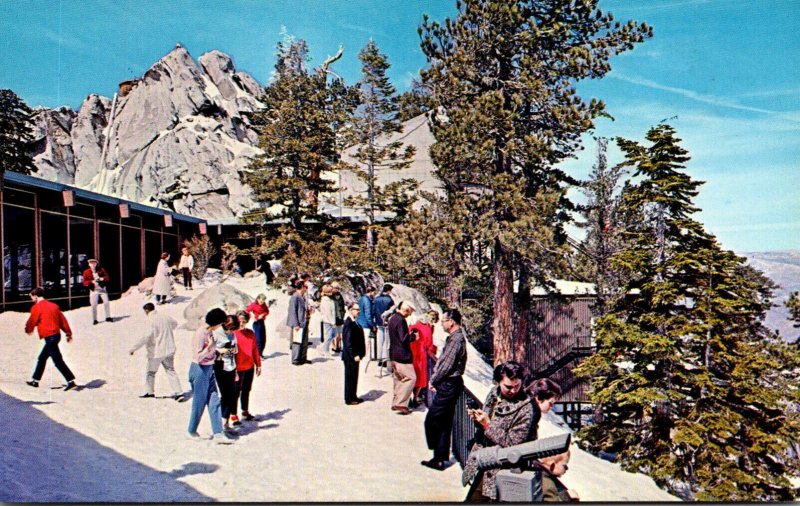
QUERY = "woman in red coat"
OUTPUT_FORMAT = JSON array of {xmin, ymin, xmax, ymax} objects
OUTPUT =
[
  {"xmin": 409, "ymin": 309, "xmax": 439, "ymax": 408},
  {"xmin": 232, "ymin": 311, "xmax": 261, "ymax": 424}
]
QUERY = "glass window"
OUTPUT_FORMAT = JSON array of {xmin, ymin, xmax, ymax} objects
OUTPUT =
[
  {"xmin": 121, "ymin": 226, "xmax": 142, "ymax": 289},
  {"xmin": 2, "ymin": 187, "xmax": 36, "ymax": 208},
  {"xmin": 144, "ymin": 230, "xmax": 163, "ymax": 276},
  {"xmin": 70, "ymin": 202, "xmax": 95, "ymax": 220},
  {"xmin": 96, "ymin": 202, "xmax": 121, "ymax": 223},
  {"xmin": 163, "ymin": 233, "xmax": 179, "ymax": 262},
  {"xmin": 39, "ymin": 211, "xmax": 68, "ymax": 300},
  {"xmin": 69, "ymin": 216, "xmax": 95, "ymax": 299},
  {"xmin": 38, "ymin": 188, "xmax": 69, "ymax": 213},
  {"xmin": 140, "ymin": 212, "xmax": 163, "ymax": 232},
  {"xmin": 3, "ymin": 205, "xmax": 36, "ymax": 302},
  {"xmin": 98, "ymin": 222, "xmax": 121, "ymax": 293},
  {"xmin": 122, "ymin": 213, "xmax": 142, "ymax": 228}
]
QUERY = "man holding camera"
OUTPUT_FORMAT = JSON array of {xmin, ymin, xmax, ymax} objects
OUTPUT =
[{"xmin": 82, "ymin": 258, "xmax": 112, "ymax": 325}]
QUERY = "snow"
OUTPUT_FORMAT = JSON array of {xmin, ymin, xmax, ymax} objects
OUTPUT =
[{"xmin": 0, "ymin": 274, "xmax": 677, "ymax": 502}]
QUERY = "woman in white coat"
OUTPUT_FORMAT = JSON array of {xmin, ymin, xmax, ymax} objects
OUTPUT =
[{"xmin": 153, "ymin": 252, "xmax": 172, "ymax": 304}]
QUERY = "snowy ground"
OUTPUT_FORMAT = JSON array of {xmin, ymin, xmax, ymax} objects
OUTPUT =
[{"xmin": 0, "ymin": 274, "xmax": 677, "ymax": 502}]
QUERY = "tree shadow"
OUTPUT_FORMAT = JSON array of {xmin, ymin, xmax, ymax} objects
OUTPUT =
[
  {"xmin": 167, "ymin": 462, "xmax": 220, "ymax": 479},
  {"xmin": 0, "ymin": 391, "xmax": 212, "ymax": 502}
]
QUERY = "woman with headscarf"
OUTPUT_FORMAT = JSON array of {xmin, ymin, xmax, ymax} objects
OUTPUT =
[
  {"xmin": 319, "ymin": 284, "xmax": 338, "ymax": 356},
  {"xmin": 152, "ymin": 252, "xmax": 172, "ymax": 304},
  {"xmin": 187, "ymin": 308, "xmax": 234, "ymax": 444},
  {"xmin": 463, "ymin": 362, "xmax": 559, "ymax": 502}
]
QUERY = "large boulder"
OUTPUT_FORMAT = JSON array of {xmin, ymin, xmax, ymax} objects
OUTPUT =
[
  {"xmin": 388, "ymin": 283, "xmax": 432, "ymax": 319},
  {"xmin": 183, "ymin": 282, "xmax": 254, "ymax": 331}
]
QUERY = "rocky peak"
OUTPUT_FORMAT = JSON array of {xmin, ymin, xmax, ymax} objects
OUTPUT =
[{"xmin": 27, "ymin": 44, "xmax": 265, "ymax": 219}]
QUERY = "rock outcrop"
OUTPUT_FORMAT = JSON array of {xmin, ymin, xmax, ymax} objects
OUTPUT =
[
  {"xmin": 183, "ymin": 282, "xmax": 254, "ymax": 331},
  {"xmin": 28, "ymin": 45, "xmax": 264, "ymax": 219},
  {"xmin": 26, "ymin": 44, "xmax": 443, "ymax": 221}
]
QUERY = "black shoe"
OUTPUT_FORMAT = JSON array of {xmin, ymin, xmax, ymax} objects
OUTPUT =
[
  {"xmin": 421, "ymin": 459, "xmax": 446, "ymax": 471},
  {"xmin": 346, "ymin": 400, "xmax": 359, "ymax": 405},
  {"xmin": 139, "ymin": 393, "xmax": 155, "ymax": 398},
  {"xmin": 26, "ymin": 380, "xmax": 39, "ymax": 388},
  {"xmin": 355, "ymin": 398, "xmax": 365, "ymax": 404},
  {"xmin": 172, "ymin": 393, "xmax": 186, "ymax": 402},
  {"xmin": 64, "ymin": 381, "xmax": 76, "ymax": 392},
  {"xmin": 93, "ymin": 320, "xmax": 99, "ymax": 325},
  {"xmin": 105, "ymin": 317, "xmax": 113, "ymax": 322}
]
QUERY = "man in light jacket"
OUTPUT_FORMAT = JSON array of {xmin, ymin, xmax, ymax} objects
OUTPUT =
[{"xmin": 130, "ymin": 302, "xmax": 184, "ymax": 401}]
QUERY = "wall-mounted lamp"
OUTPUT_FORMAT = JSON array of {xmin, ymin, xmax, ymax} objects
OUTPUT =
[
  {"xmin": 199, "ymin": 222, "xmax": 208, "ymax": 234},
  {"xmin": 164, "ymin": 214, "xmax": 173, "ymax": 227},
  {"xmin": 119, "ymin": 203, "xmax": 130, "ymax": 218},
  {"xmin": 62, "ymin": 190, "xmax": 75, "ymax": 207}
]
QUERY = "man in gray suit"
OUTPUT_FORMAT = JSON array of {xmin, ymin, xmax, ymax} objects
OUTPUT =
[{"xmin": 287, "ymin": 279, "xmax": 310, "ymax": 365}]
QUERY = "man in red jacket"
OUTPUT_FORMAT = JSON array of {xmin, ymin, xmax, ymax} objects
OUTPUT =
[
  {"xmin": 82, "ymin": 258, "xmax": 112, "ymax": 325},
  {"xmin": 24, "ymin": 287, "xmax": 77, "ymax": 391}
]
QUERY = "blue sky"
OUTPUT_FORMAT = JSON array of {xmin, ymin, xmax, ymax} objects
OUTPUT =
[{"xmin": 1, "ymin": 0, "xmax": 798, "ymax": 253}]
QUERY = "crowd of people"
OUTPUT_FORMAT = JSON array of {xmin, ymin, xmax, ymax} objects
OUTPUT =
[{"xmin": 21, "ymin": 261, "xmax": 577, "ymax": 500}]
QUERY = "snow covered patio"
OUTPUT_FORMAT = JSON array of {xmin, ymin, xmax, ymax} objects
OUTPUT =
[{"xmin": 0, "ymin": 275, "xmax": 677, "ymax": 502}]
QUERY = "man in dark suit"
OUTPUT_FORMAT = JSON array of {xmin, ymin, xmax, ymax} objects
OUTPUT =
[{"xmin": 341, "ymin": 303, "xmax": 366, "ymax": 405}]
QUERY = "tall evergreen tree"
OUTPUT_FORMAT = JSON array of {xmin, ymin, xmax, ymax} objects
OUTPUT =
[
  {"xmin": 577, "ymin": 137, "xmax": 631, "ymax": 314},
  {"xmin": 576, "ymin": 125, "xmax": 800, "ymax": 501},
  {"xmin": 418, "ymin": 0, "xmax": 651, "ymax": 363},
  {"xmin": 244, "ymin": 36, "xmax": 352, "ymax": 231},
  {"xmin": 786, "ymin": 291, "xmax": 800, "ymax": 344},
  {"xmin": 0, "ymin": 89, "xmax": 36, "ymax": 190},
  {"xmin": 345, "ymin": 40, "xmax": 417, "ymax": 248}
]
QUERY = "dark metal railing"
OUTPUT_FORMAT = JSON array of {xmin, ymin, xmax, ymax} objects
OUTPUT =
[{"xmin": 451, "ymin": 386, "xmax": 483, "ymax": 468}]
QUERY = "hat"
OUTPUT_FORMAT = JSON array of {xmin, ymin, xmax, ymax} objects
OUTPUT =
[{"xmin": 88, "ymin": 258, "xmax": 98, "ymax": 263}]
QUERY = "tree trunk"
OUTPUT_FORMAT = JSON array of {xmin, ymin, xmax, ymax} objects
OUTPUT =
[
  {"xmin": 513, "ymin": 260, "xmax": 531, "ymax": 362},
  {"xmin": 492, "ymin": 240, "xmax": 514, "ymax": 366}
]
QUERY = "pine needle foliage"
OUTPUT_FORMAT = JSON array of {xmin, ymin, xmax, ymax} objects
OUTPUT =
[
  {"xmin": 786, "ymin": 291, "xmax": 800, "ymax": 344},
  {"xmin": 244, "ymin": 36, "xmax": 354, "ymax": 232},
  {"xmin": 0, "ymin": 89, "xmax": 36, "ymax": 190},
  {"xmin": 576, "ymin": 137, "xmax": 630, "ymax": 314},
  {"xmin": 418, "ymin": 0, "xmax": 652, "ymax": 364},
  {"xmin": 576, "ymin": 125, "xmax": 800, "ymax": 501},
  {"xmin": 344, "ymin": 40, "xmax": 418, "ymax": 246}
]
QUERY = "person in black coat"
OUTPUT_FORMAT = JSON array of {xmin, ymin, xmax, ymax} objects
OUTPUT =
[{"xmin": 342, "ymin": 303, "xmax": 366, "ymax": 405}]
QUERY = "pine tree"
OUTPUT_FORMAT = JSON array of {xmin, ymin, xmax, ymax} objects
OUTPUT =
[
  {"xmin": 397, "ymin": 78, "xmax": 435, "ymax": 121},
  {"xmin": 787, "ymin": 291, "xmax": 800, "ymax": 344},
  {"xmin": 577, "ymin": 137, "xmax": 630, "ymax": 314},
  {"xmin": 244, "ymin": 36, "xmax": 352, "ymax": 232},
  {"xmin": 576, "ymin": 125, "xmax": 800, "ymax": 501},
  {"xmin": 344, "ymin": 40, "xmax": 417, "ymax": 248},
  {"xmin": 418, "ymin": 0, "xmax": 651, "ymax": 364},
  {"xmin": 0, "ymin": 89, "xmax": 36, "ymax": 190}
]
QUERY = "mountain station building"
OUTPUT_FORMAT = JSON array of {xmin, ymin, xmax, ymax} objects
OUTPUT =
[{"xmin": 1, "ymin": 171, "xmax": 207, "ymax": 312}]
